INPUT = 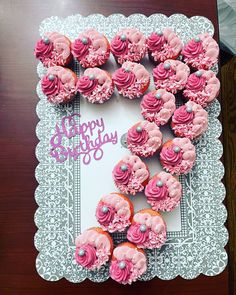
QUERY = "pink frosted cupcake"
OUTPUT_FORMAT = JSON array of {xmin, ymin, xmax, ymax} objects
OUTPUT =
[
  {"xmin": 77, "ymin": 68, "xmax": 114, "ymax": 103},
  {"xmin": 183, "ymin": 70, "xmax": 220, "ymax": 108},
  {"xmin": 182, "ymin": 33, "xmax": 219, "ymax": 70},
  {"xmin": 153, "ymin": 60, "xmax": 190, "ymax": 94},
  {"xmin": 75, "ymin": 227, "xmax": 113, "ymax": 270},
  {"xmin": 140, "ymin": 89, "xmax": 176, "ymax": 126},
  {"xmin": 127, "ymin": 209, "xmax": 167, "ymax": 249},
  {"xmin": 95, "ymin": 193, "xmax": 134, "ymax": 233},
  {"xmin": 147, "ymin": 28, "xmax": 183, "ymax": 63},
  {"xmin": 160, "ymin": 138, "xmax": 196, "ymax": 175},
  {"xmin": 34, "ymin": 32, "xmax": 72, "ymax": 67},
  {"xmin": 111, "ymin": 28, "xmax": 147, "ymax": 64},
  {"xmin": 126, "ymin": 120, "xmax": 162, "ymax": 157},
  {"xmin": 171, "ymin": 101, "xmax": 208, "ymax": 140},
  {"xmin": 71, "ymin": 29, "xmax": 110, "ymax": 68},
  {"xmin": 41, "ymin": 66, "xmax": 78, "ymax": 104},
  {"xmin": 113, "ymin": 61, "xmax": 150, "ymax": 99},
  {"xmin": 145, "ymin": 172, "xmax": 182, "ymax": 211},
  {"xmin": 112, "ymin": 155, "xmax": 149, "ymax": 195},
  {"xmin": 109, "ymin": 242, "xmax": 147, "ymax": 284}
]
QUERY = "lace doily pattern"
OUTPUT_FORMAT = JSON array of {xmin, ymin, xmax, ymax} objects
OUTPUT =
[{"xmin": 35, "ymin": 13, "xmax": 227, "ymax": 283}]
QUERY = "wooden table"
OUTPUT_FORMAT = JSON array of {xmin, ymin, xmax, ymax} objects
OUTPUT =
[{"xmin": 0, "ymin": 1, "xmax": 234, "ymax": 294}]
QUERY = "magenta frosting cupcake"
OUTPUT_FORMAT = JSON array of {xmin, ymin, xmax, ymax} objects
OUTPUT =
[
  {"xmin": 113, "ymin": 61, "xmax": 150, "ymax": 99},
  {"xmin": 160, "ymin": 137, "xmax": 196, "ymax": 175},
  {"xmin": 147, "ymin": 28, "xmax": 183, "ymax": 63},
  {"xmin": 75, "ymin": 227, "xmax": 113, "ymax": 270},
  {"xmin": 127, "ymin": 209, "xmax": 167, "ymax": 249},
  {"xmin": 109, "ymin": 242, "xmax": 147, "ymax": 284},
  {"xmin": 77, "ymin": 68, "xmax": 114, "ymax": 103},
  {"xmin": 171, "ymin": 101, "xmax": 208, "ymax": 140},
  {"xmin": 41, "ymin": 66, "xmax": 78, "ymax": 104},
  {"xmin": 182, "ymin": 33, "xmax": 219, "ymax": 70},
  {"xmin": 153, "ymin": 59, "xmax": 190, "ymax": 93},
  {"xmin": 183, "ymin": 70, "xmax": 220, "ymax": 108},
  {"xmin": 145, "ymin": 172, "xmax": 182, "ymax": 211},
  {"xmin": 140, "ymin": 89, "xmax": 176, "ymax": 126},
  {"xmin": 95, "ymin": 193, "xmax": 134, "ymax": 233},
  {"xmin": 126, "ymin": 120, "xmax": 163, "ymax": 157},
  {"xmin": 112, "ymin": 155, "xmax": 150, "ymax": 195},
  {"xmin": 34, "ymin": 32, "xmax": 72, "ymax": 67},
  {"xmin": 71, "ymin": 29, "xmax": 110, "ymax": 68},
  {"xmin": 111, "ymin": 28, "xmax": 147, "ymax": 64}
]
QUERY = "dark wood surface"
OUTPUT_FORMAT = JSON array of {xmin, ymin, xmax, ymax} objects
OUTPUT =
[{"xmin": 0, "ymin": 0, "xmax": 234, "ymax": 294}]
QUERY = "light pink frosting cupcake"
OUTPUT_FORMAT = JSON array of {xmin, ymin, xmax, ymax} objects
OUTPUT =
[
  {"xmin": 41, "ymin": 66, "xmax": 78, "ymax": 104},
  {"xmin": 75, "ymin": 228, "xmax": 113, "ymax": 270},
  {"xmin": 140, "ymin": 89, "xmax": 176, "ymax": 126},
  {"xmin": 147, "ymin": 28, "xmax": 183, "ymax": 62},
  {"xmin": 71, "ymin": 29, "xmax": 110, "ymax": 68},
  {"xmin": 95, "ymin": 193, "xmax": 133, "ymax": 233},
  {"xmin": 109, "ymin": 242, "xmax": 147, "ymax": 284},
  {"xmin": 182, "ymin": 33, "xmax": 219, "ymax": 70},
  {"xmin": 34, "ymin": 32, "xmax": 72, "ymax": 67},
  {"xmin": 77, "ymin": 68, "xmax": 114, "ymax": 103},
  {"xmin": 111, "ymin": 28, "xmax": 147, "ymax": 64},
  {"xmin": 171, "ymin": 101, "xmax": 208, "ymax": 140},
  {"xmin": 183, "ymin": 70, "xmax": 220, "ymax": 107},
  {"xmin": 126, "ymin": 120, "xmax": 163, "ymax": 157},
  {"xmin": 127, "ymin": 209, "xmax": 167, "ymax": 249},
  {"xmin": 160, "ymin": 137, "xmax": 196, "ymax": 175},
  {"xmin": 145, "ymin": 172, "xmax": 182, "ymax": 211},
  {"xmin": 153, "ymin": 60, "xmax": 190, "ymax": 94},
  {"xmin": 112, "ymin": 155, "xmax": 149, "ymax": 195},
  {"xmin": 113, "ymin": 61, "xmax": 150, "ymax": 99}
]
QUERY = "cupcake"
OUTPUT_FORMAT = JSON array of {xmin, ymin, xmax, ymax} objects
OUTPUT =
[
  {"xmin": 77, "ymin": 68, "xmax": 114, "ymax": 103},
  {"xmin": 109, "ymin": 242, "xmax": 147, "ymax": 284},
  {"xmin": 112, "ymin": 155, "xmax": 149, "ymax": 195},
  {"xmin": 41, "ymin": 66, "xmax": 78, "ymax": 104},
  {"xmin": 127, "ymin": 209, "xmax": 167, "ymax": 249},
  {"xmin": 113, "ymin": 61, "xmax": 150, "ymax": 99},
  {"xmin": 160, "ymin": 137, "xmax": 196, "ymax": 175},
  {"xmin": 140, "ymin": 89, "xmax": 176, "ymax": 126},
  {"xmin": 171, "ymin": 101, "xmax": 208, "ymax": 140},
  {"xmin": 71, "ymin": 29, "xmax": 110, "ymax": 68},
  {"xmin": 110, "ymin": 28, "xmax": 147, "ymax": 64},
  {"xmin": 145, "ymin": 171, "xmax": 182, "ymax": 211},
  {"xmin": 153, "ymin": 60, "xmax": 190, "ymax": 94},
  {"xmin": 75, "ymin": 227, "xmax": 113, "ymax": 270},
  {"xmin": 183, "ymin": 70, "xmax": 220, "ymax": 108},
  {"xmin": 182, "ymin": 33, "xmax": 219, "ymax": 70},
  {"xmin": 147, "ymin": 28, "xmax": 182, "ymax": 63},
  {"xmin": 126, "ymin": 120, "xmax": 163, "ymax": 157},
  {"xmin": 34, "ymin": 32, "xmax": 72, "ymax": 67},
  {"xmin": 95, "ymin": 193, "xmax": 134, "ymax": 233}
]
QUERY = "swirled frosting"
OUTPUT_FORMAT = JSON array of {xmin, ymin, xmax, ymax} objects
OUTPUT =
[
  {"xmin": 153, "ymin": 60, "xmax": 190, "ymax": 94},
  {"xmin": 147, "ymin": 28, "xmax": 182, "ymax": 62},
  {"xmin": 112, "ymin": 155, "xmax": 149, "ymax": 195},
  {"xmin": 110, "ymin": 243, "xmax": 147, "ymax": 284},
  {"xmin": 113, "ymin": 61, "xmax": 150, "ymax": 99},
  {"xmin": 140, "ymin": 89, "xmax": 176, "ymax": 126},
  {"xmin": 111, "ymin": 28, "xmax": 147, "ymax": 64},
  {"xmin": 75, "ymin": 228, "xmax": 112, "ymax": 270},
  {"xmin": 160, "ymin": 137, "xmax": 196, "ymax": 175},
  {"xmin": 182, "ymin": 33, "xmax": 219, "ymax": 70},
  {"xmin": 145, "ymin": 172, "xmax": 182, "ymax": 211},
  {"xmin": 95, "ymin": 193, "xmax": 133, "ymax": 232},
  {"xmin": 71, "ymin": 29, "xmax": 110, "ymax": 68},
  {"xmin": 171, "ymin": 101, "xmax": 208, "ymax": 139},
  {"xmin": 127, "ymin": 120, "xmax": 162, "ymax": 157},
  {"xmin": 77, "ymin": 76, "xmax": 98, "ymax": 95},
  {"xmin": 41, "ymin": 74, "xmax": 62, "ymax": 96},
  {"xmin": 127, "ymin": 210, "xmax": 167, "ymax": 249},
  {"xmin": 183, "ymin": 70, "xmax": 220, "ymax": 107}
]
